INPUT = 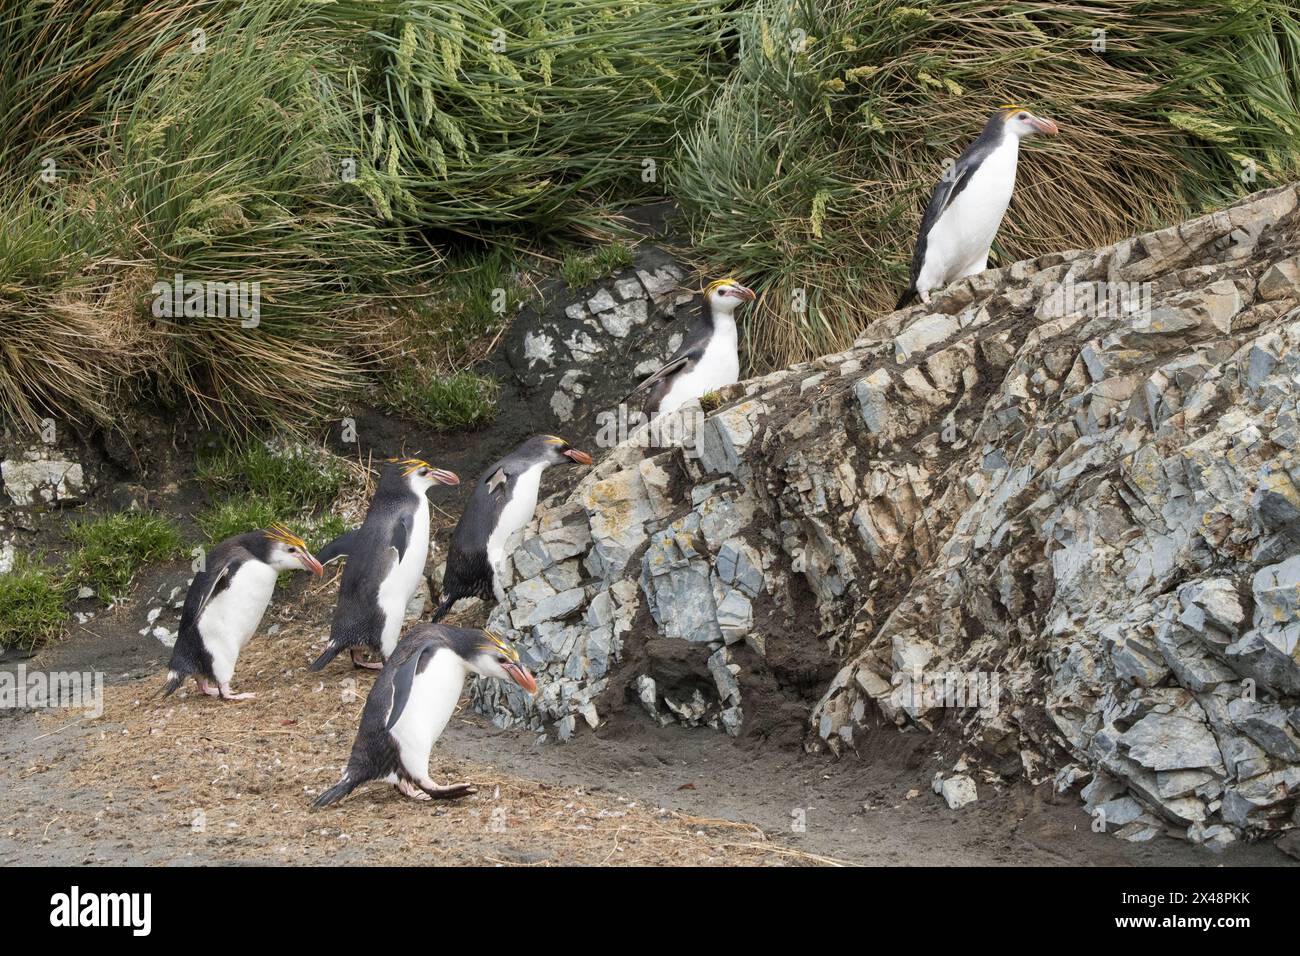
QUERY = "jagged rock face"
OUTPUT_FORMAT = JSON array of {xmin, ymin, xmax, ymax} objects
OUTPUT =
[
  {"xmin": 502, "ymin": 248, "xmax": 694, "ymax": 450},
  {"xmin": 474, "ymin": 183, "xmax": 1300, "ymax": 845}
]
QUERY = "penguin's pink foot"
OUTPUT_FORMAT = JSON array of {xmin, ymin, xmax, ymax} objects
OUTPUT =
[
  {"xmin": 219, "ymin": 683, "xmax": 256, "ymax": 701},
  {"xmin": 351, "ymin": 649, "xmax": 383, "ymax": 671},
  {"xmin": 397, "ymin": 778, "xmax": 432, "ymax": 801},
  {"xmin": 197, "ymin": 678, "xmax": 221, "ymax": 698},
  {"xmin": 918, "ymin": 288, "xmax": 932, "ymax": 305},
  {"xmin": 420, "ymin": 777, "xmax": 476, "ymax": 800}
]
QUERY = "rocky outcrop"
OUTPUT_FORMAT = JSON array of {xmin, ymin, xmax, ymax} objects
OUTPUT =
[
  {"xmin": 502, "ymin": 247, "xmax": 696, "ymax": 449},
  {"xmin": 473, "ymin": 183, "xmax": 1300, "ymax": 847}
]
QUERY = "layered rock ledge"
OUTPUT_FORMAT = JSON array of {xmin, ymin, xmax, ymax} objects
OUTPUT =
[{"xmin": 472, "ymin": 183, "xmax": 1300, "ymax": 848}]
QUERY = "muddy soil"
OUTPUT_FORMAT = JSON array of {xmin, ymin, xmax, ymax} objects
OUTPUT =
[{"xmin": 1, "ymin": 592, "xmax": 1292, "ymax": 866}]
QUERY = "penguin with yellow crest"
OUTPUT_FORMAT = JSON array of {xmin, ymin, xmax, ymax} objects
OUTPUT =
[
  {"xmin": 314, "ymin": 625, "xmax": 537, "ymax": 806},
  {"xmin": 431, "ymin": 435, "xmax": 593, "ymax": 622},
  {"xmin": 896, "ymin": 104, "xmax": 1059, "ymax": 308},
  {"xmin": 628, "ymin": 276, "xmax": 755, "ymax": 419},
  {"xmin": 162, "ymin": 524, "xmax": 324, "ymax": 701},
  {"xmin": 310, "ymin": 457, "xmax": 460, "ymax": 671}
]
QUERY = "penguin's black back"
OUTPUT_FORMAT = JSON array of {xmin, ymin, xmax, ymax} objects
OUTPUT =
[
  {"xmin": 648, "ymin": 296, "xmax": 714, "ymax": 415},
  {"xmin": 439, "ymin": 454, "xmax": 524, "ymax": 608},
  {"xmin": 902, "ymin": 112, "xmax": 1010, "ymax": 300},
  {"xmin": 321, "ymin": 625, "xmax": 482, "ymax": 803},
  {"xmin": 165, "ymin": 532, "xmax": 266, "ymax": 687},
  {"xmin": 325, "ymin": 468, "xmax": 422, "ymax": 654}
]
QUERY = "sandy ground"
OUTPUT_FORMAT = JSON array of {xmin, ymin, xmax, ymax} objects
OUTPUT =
[{"xmin": 1, "ymin": 570, "xmax": 1294, "ymax": 868}]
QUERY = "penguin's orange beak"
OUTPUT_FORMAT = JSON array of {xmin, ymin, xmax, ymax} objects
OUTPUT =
[
  {"xmin": 564, "ymin": 448, "xmax": 593, "ymax": 466},
  {"xmin": 503, "ymin": 661, "xmax": 538, "ymax": 695},
  {"xmin": 430, "ymin": 468, "xmax": 460, "ymax": 486},
  {"xmin": 734, "ymin": 284, "xmax": 757, "ymax": 302},
  {"xmin": 300, "ymin": 552, "xmax": 325, "ymax": 577},
  {"xmin": 1029, "ymin": 115, "xmax": 1059, "ymax": 136}
]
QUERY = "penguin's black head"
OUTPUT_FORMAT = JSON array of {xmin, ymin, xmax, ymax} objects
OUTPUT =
[
  {"xmin": 260, "ymin": 524, "xmax": 324, "ymax": 576},
  {"xmin": 996, "ymin": 104, "xmax": 1059, "ymax": 139},
  {"xmin": 467, "ymin": 629, "xmax": 538, "ymax": 694},
  {"xmin": 529, "ymin": 435, "xmax": 593, "ymax": 467}
]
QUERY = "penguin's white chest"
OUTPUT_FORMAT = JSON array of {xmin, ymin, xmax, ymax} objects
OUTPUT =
[
  {"xmin": 487, "ymin": 463, "xmax": 545, "ymax": 572},
  {"xmin": 388, "ymin": 648, "xmax": 465, "ymax": 775},
  {"xmin": 198, "ymin": 561, "xmax": 277, "ymax": 682},
  {"xmin": 657, "ymin": 318, "xmax": 739, "ymax": 416},
  {"xmin": 377, "ymin": 499, "xmax": 430, "ymax": 655},
  {"xmin": 920, "ymin": 139, "xmax": 1019, "ymax": 290}
]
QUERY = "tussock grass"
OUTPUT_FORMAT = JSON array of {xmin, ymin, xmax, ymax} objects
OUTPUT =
[
  {"xmin": 670, "ymin": 0, "xmax": 1300, "ymax": 371},
  {"xmin": 0, "ymin": 0, "xmax": 412, "ymax": 430},
  {"xmin": 0, "ymin": 555, "xmax": 66, "ymax": 652},
  {"xmin": 0, "ymin": 0, "xmax": 728, "ymax": 431},
  {"xmin": 328, "ymin": 0, "xmax": 730, "ymax": 236},
  {"xmin": 66, "ymin": 512, "xmax": 183, "ymax": 603}
]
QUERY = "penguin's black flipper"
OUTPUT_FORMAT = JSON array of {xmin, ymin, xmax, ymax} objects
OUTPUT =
[
  {"xmin": 428, "ymin": 593, "xmax": 457, "ymax": 623},
  {"xmin": 315, "ymin": 530, "xmax": 357, "ymax": 565},
  {"xmin": 386, "ymin": 639, "xmax": 439, "ymax": 730},
  {"xmin": 895, "ymin": 286, "xmax": 917, "ymax": 310},
  {"xmin": 158, "ymin": 669, "xmax": 185, "ymax": 698},
  {"xmin": 624, "ymin": 354, "xmax": 690, "ymax": 404},
  {"xmin": 314, "ymin": 774, "xmax": 362, "ymax": 808},
  {"xmin": 391, "ymin": 514, "xmax": 411, "ymax": 564},
  {"xmin": 308, "ymin": 641, "xmax": 343, "ymax": 672}
]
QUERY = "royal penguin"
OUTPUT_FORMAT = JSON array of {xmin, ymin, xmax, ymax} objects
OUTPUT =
[
  {"xmin": 430, "ymin": 435, "xmax": 592, "ymax": 622},
  {"xmin": 896, "ymin": 105, "xmax": 1059, "ymax": 308},
  {"xmin": 313, "ymin": 624, "xmax": 537, "ymax": 806},
  {"xmin": 309, "ymin": 457, "xmax": 459, "ymax": 671},
  {"xmin": 628, "ymin": 277, "xmax": 755, "ymax": 418},
  {"xmin": 161, "ymin": 524, "xmax": 323, "ymax": 701}
]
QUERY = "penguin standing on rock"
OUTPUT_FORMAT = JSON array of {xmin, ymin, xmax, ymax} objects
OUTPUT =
[
  {"xmin": 896, "ymin": 105, "xmax": 1059, "ymax": 309},
  {"xmin": 313, "ymin": 625, "xmax": 537, "ymax": 806},
  {"xmin": 431, "ymin": 435, "xmax": 592, "ymax": 622},
  {"xmin": 309, "ymin": 458, "xmax": 459, "ymax": 671},
  {"xmin": 161, "ymin": 525, "xmax": 323, "ymax": 701},
  {"xmin": 628, "ymin": 277, "xmax": 755, "ymax": 419}
]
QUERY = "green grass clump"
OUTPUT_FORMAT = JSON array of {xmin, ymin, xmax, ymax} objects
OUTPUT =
[
  {"xmin": 197, "ymin": 441, "xmax": 347, "ymax": 513},
  {"xmin": 193, "ymin": 499, "xmax": 286, "ymax": 546},
  {"xmin": 0, "ymin": 555, "xmax": 66, "ymax": 652},
  {"xmin": 386, "ymin": 371, "xmax": 501, "ymax": 431},
  {"xmin": 561, "ymin": 242, "xmax": 635, "ymax": 288},
  {"xmin": 194, "ymin": 439, "xmax": 355, "ymax": 546},
  {"xmin": 66, "ymin": 512, "xmax": 183, "ymax": 603},
  {"xmin": 409, "ymin": 248, "xmax": 528, "ymax": 363},
  {"xmin": 194, "ymin": 499, "xmax": 348, "ymax": 551},
  {"xmin": 670, "ymin": 0, "xmax": 1300, "ymax": 372}
]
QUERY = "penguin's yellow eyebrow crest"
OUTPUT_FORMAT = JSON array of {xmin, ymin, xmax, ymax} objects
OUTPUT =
[
  {"xmin": 544, "ymin": 436, "xmax": 567, "ymax": 445},
  {"xmin": 265, "ymin": 522, "xmax": 306, "ymax": 549},
  {"xmin": 480, "ymin": 629, "xmax": 520, "ymax": 662},
  {"xmin": 389, "ymin": 456, "xmax": 433, "ymax": 477},
  {"xmin": 704, "ymin": 277, "xmax": 741, "ymax": 296}
]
